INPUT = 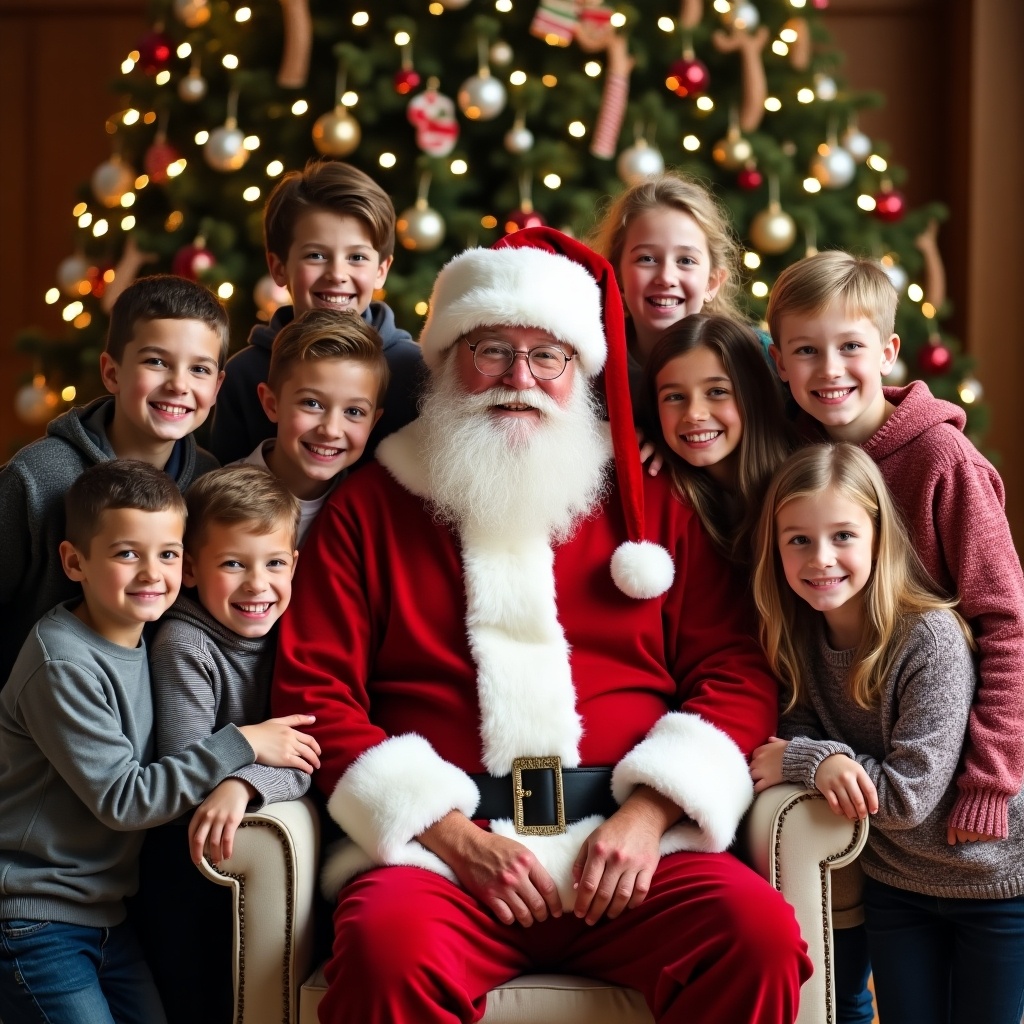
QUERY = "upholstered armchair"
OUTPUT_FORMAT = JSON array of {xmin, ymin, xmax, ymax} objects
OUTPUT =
[{"xmin": 200, "ymin": 784, "xmax": 866, "ymax": 1024}]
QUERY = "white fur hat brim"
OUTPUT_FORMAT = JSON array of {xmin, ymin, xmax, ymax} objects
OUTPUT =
[{"xmin": 418, "ymin": 246, "xmax": 607, "ymax": 376}]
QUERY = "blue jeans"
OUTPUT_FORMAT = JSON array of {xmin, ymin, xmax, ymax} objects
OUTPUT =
[
  {"xmin": 865, "ymin": 877, "xmax": 1024, "ymax": 1024},
  {"xmin": 833, "ymin": 924, "xmax": 874, "ymax": 1024},
  {"xmin": 0, "ymin": 918, "xmax": 167, "ymax": 1024}
]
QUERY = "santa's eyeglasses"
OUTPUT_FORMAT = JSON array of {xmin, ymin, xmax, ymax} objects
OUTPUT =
[{"xmin": 464, "ymin": 339, "xmax": 576, "ymax": 380}]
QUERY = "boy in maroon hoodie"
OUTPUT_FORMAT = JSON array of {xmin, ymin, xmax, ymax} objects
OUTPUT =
[{"xmin": 767, "ymin": 249, "xmax": 1024, "ymax": 1024}]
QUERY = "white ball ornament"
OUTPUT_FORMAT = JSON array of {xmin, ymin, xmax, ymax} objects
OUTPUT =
[
  {"xmin": 253, "ymin": 275, "xmax": 291, "ymax": 318},
  {"xmin": 814, "ymin": 73, "xmax": 838, "ymax": 101},
  {"xmin": 616, "ymin": 140, "xmax": 665, "ymax": 186},
  {"xmin": 311, "ymin": 107, "xmax": 361, "ymax": 157},
  {"xmin": 15, "ymin": 378, "xmax": 60, "ymax": 425},
  {"xmin": 204, "ymin": 125, "xmax": 249, "ymax": 171},
  {"xmin": 880, "ymin": 261, "xmax": 908, "ymax": 293},
  {"xmin": 396, "ymin": 200, "xmax": 446, "ymax": 252},
  {"xmin": 504, "ymin": 124, "xmax": 534, "ymax": 154},
  {"xmin": 810, "ymin": 144, "xmax": 856, "ymax": 189},
  {"xmin": 91, "ymin": 156, "xmax": 135, "ymax": 208},
  {"xmin": 457, "ymin": 73, "xmax": 507, "ymax": 120},
  {"xmin": 731, "ymin": 2, "xmax": 760, "ymax": 30},
  {"xmin": 885, "ymin": 358, "xmax": 909, "ymax": 385},
  {"xmin": 56, "ymin": 254, "xmax": 91, "ymax": 298},
  {"xmin": 178, "ymin": 68, "xmax": 208, "ymax": 103},
  {"xmin": 842, "ymin": 126, "xmax": 872, "ymax": 162},
  {"xmin": 490, "ymin": 41, "xmax": 513, "ymax": 66}
]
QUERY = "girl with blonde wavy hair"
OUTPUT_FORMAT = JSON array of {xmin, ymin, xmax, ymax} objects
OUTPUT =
[{"xmin": 750, "ymin": 443, "xmax": 1024, "ymax": 1024}]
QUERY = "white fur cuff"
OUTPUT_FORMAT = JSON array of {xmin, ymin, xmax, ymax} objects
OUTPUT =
[
  {"xmin": 612, "ymin": 712, "xmax": 753, "ymax": 852},
  {"xmin": 326, "ymin": 733, "xmax": 480, "ymax": 862}
]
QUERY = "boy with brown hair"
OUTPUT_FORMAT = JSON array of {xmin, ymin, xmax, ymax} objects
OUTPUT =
[
  {"xmin": 0, "ymin": 274, "xmax": 228, "ymax": 683},
  {"xmin": 0, "ymin": 460, "xmax": 320, "ymax": 1024},
  {"xmin": 209, "ymin": 159, "xmax": 422, "ymax": 466},
  {"xmin": 239, "ymin": 307, "xmax": 388, "ymax": 545}
]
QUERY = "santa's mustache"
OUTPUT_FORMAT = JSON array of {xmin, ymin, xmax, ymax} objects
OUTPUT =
[{"xmin": 461, "ymin": 386, "xmax": 564, "ymax": 417}]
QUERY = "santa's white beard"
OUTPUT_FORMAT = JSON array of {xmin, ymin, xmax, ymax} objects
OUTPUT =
[{"xmin": 418, "ymin": 355, "xmax": 612, "ymax": 544}]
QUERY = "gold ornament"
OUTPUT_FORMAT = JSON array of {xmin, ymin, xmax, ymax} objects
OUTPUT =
[
  {"xmin": 172, "ymin": 0, "xmax": 210, "ymax": 28},
  {"xmin": 396, "ymin": 199, "xmax": 446, "ymax": 252},
  {"xmin": 56, "ymin": 253, "xmax": 91, "ymax": 298},
  {"xmin": 312, "ymin": 106, "xmax": 361, "ymax": 157},
  {"xmin": 749, "ymin": 203, "xmax": 797, "ymax": 254},
  {"xmin": 91, "ymin": 155, "xmax": 135, "ymax": 208},
  {"xmin": 712, "ymin": 128, "xmax": 753, "ymax": 170}
]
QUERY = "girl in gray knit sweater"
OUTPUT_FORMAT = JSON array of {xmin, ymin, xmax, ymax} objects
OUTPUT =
[{"xmin": 749, "ymin": 443, "xmax": 1024, "ymax": 1024}]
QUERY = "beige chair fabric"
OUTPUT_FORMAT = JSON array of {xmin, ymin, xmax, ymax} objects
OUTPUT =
[{"xmin": 200, "ymin": 783, "xmax": 867, "ymax": 1024}]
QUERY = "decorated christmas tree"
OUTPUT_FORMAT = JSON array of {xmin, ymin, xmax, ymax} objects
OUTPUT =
[{"xmin": 16, "ymin": 0, "xmax": 987, "ymax": 437}]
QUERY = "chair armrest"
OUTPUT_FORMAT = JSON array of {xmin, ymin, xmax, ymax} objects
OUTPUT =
[
  {"xmin": 198, "ymin": 797, "xmax": 321, "ymax": 1024},
  {"xmin": 742, "ymin": 784, "xmax": 869, "ymax": 1024}
]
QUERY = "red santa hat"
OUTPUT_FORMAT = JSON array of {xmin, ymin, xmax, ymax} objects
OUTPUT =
[{"xmin": 418, "ymin": 226, "xmax": 674, "ymax": 600}]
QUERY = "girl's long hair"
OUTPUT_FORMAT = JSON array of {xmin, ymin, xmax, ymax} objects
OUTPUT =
[
  {"xmin": 642, "ymin": 314, "xmax": 793, "ymax": 564},
  {"xmin": 752, "ymin": 443, "xmax": 973, "ymax": 711}
]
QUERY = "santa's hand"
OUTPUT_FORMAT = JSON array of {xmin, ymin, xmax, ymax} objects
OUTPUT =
[
  {"xmin": 571, "ymin": 786, "xmax": 678, "ymax": 925},
  {"xmin": 420, "ymin": 812, "xmax": 560, "ymax": 927}
]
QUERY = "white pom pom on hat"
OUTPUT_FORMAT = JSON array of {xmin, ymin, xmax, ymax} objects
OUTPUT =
[{"xmin": 421, "ymin": 226, "xmax": 674, "ymax": 600}]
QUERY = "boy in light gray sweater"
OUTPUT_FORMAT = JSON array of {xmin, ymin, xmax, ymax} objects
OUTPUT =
[
  {"xmin": 138, "ymin": 465, "xmax": 305, "ymax": 1024},
  {"xmin": 0, "ymin": 460, "xmax": 320, "ymax": 1024}
]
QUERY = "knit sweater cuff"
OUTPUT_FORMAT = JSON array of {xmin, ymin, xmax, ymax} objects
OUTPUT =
[
  {"xmin": 782, "ymin": 736, "xmax": 856, "ymax": 791},
  {"xmin": 949, "ymin": 787, "xmax": 1009, "ymax": 839}
]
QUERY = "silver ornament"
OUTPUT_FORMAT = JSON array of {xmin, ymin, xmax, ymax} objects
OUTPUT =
[
  {"xmin": 880, "ymin": 261, "xmax": 908, "ymax": 293},
  {"xmin": 814, "ymin": 73, "xmax": 838, "ymax": 101},
  {"xmin": 56, "ymin": 254, "xmax": 91, "ymax": 297},
  {"xmin": 173, "ymin": 0, "xmax": 210, "ymax": 28},
  {"xmin": 178, "ymin": 70, "xmax": 207, "ymax": 103},
  {"xmin": 15, "ymin": 379, "xmax": 60, "ymax": 425},
  {"xmin": 312, "ymin": 107, "xmax": 361, "ymax": 157},
  {"xmin": 749, "ymin": 204, "xmax": 797, "ymax": 254},
  {"xmin": 396, "ymin": 201, "xmax": 446, "ymax": 252},
  {"xmin": 91, "ymin": 156, "xmax": 135, "ymax": 208},
  {"xmin": 885, "ymin": 358, "xmax": 909, "ymax": 386},
  {"xmin": 457, "ymin": 73, "xmax": 507, "ymax": 121},
  {"xmin": 178, "ymin": 69, "xmax": 208, "ymax": 103},
  {"xmin": 504, "ymin": 124, "xmax": 534, "ymax": 154},
  {"xmin": 204, "ymin": 125, "xmax": 249, "ymax": 172},
  {"xmin": 490, "ymin": 41, "xmax": 513, "ymax": 67},
  {"xmin": 842, "ymin": 126, "xmax": 872, "ymax": 162},
  {"xmin": 731, "ymin": 2, "xmax": 760, "ymax": 30},
  {"xmin": 253, "ymin": 275, "xmax": 291, "ymax": 318},
  {"xmin": 957, "ymin": 376, "xmax": 984, "ymax": 403},
  {"xmin": 810, "ymin": 144, "xmax": 856, "ymax": 189},
  {"xmin": 616, "ymin": 140, "xmax": 665, "ymax": 186}
]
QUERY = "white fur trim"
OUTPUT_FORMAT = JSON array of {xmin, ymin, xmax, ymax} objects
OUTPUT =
[
  {"xmin": 319, "ymin": 837, "xmax": 458, "ymax": 900},
  {"xmin": 375, "ymin": 420, "xmax": 430, "ymax": 498},
  {"xmin": 462, "ymin": 527, "xmax": 583, "ymax": 773},
  {"xmin": 491, "ymin": 815, "xmax": 605, "ymax": 912},
  {"xmin": 610, "ymin": 541, "xmax": 675, "ymax": 599},
  {"xmin": 611, "ymin": 712, "xmax": 754, "ymax": 853},
  {"xmin": 326, "ymin": 734, "xmax": 480, "ymax": 862},
  {"xmin": 419, "ymin": 247, "xmax": 607, "ymax": 376}
]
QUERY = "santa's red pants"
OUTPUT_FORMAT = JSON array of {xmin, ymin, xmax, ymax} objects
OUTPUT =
[{"xmin": 320, "ymin": 851, "xmax": 812, "ymax": 1023}]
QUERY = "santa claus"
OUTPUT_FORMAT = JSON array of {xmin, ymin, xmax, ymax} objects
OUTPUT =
[{"xmin": 273, "ymin": 228, "xmax": 811, "ymax": 1023}]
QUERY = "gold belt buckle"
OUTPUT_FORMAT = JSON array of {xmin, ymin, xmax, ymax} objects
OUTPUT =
[{"xmin": 511, "ymin": 755, "xmax": 565, "ymax": 836}]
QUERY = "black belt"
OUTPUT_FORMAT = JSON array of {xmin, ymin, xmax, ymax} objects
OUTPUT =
[{"xmin": 471, "ymin": 757, "xmax": 617, "ymax": 836}]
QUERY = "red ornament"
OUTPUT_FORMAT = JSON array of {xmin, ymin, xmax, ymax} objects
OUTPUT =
[
  {"xmin": 172, "ymin": 242, "xmax": 216, "ymax": 280},
  {"xmin": 874, "ymin": 188, "xmax": 906, "ymax": 223},
  {"xmin": 737, "ymin": 166, "xmax": 763, "ymax": 190},
  {"xmin": 136, "ymin": 30, "xmax": 174, "ymax": 75},
  {"xmin": 503, "ymin": 206, "xmax": 546, "ymax": 235},
  {"xmin": 666, "ymin": 57, "xmax": 710, "ymax": 98},
  {"xmin": 918, "ymin": 341, "xmax": 952, "ymax": 375},
  {"xmin": 812, "ymin": 0, "xmax": 829, "ymax": 7},
  {"xmin": 144, "ymin": 138, "xmax": 181, "ymax": 185},
  {"xmin": 87, "ymin": 264, "xmax": 114, "ymax": 299},
  {"xmin": 394, "ymin": 68, "xmax": 422, "ymax": 96}
]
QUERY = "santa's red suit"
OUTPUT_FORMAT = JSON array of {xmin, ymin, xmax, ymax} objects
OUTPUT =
[{"xmin": 273, "ymin": 421, "xmax": 811, "ymax": 1024}]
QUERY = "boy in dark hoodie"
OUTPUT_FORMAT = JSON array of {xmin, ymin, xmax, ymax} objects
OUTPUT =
[
  {"xmin": 767, "ymin": 248, "xmax": 1024, "ymax": 1024},
  {"xmin": 208, "ymin": 159, "xmax": 423, "ymax": 466},
  {"xmin": 0, "ymin": 275, "xmax": 227, "ymax": 684}
]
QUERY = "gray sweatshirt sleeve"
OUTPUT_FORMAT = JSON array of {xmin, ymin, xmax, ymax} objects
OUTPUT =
[
  {"xmin": 19, "ymin": 659, "xmax": 254, "ymax": 830},
  {"xmin": 151, "ymin": 619, "xmax": 309, "ymax": 808}
]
